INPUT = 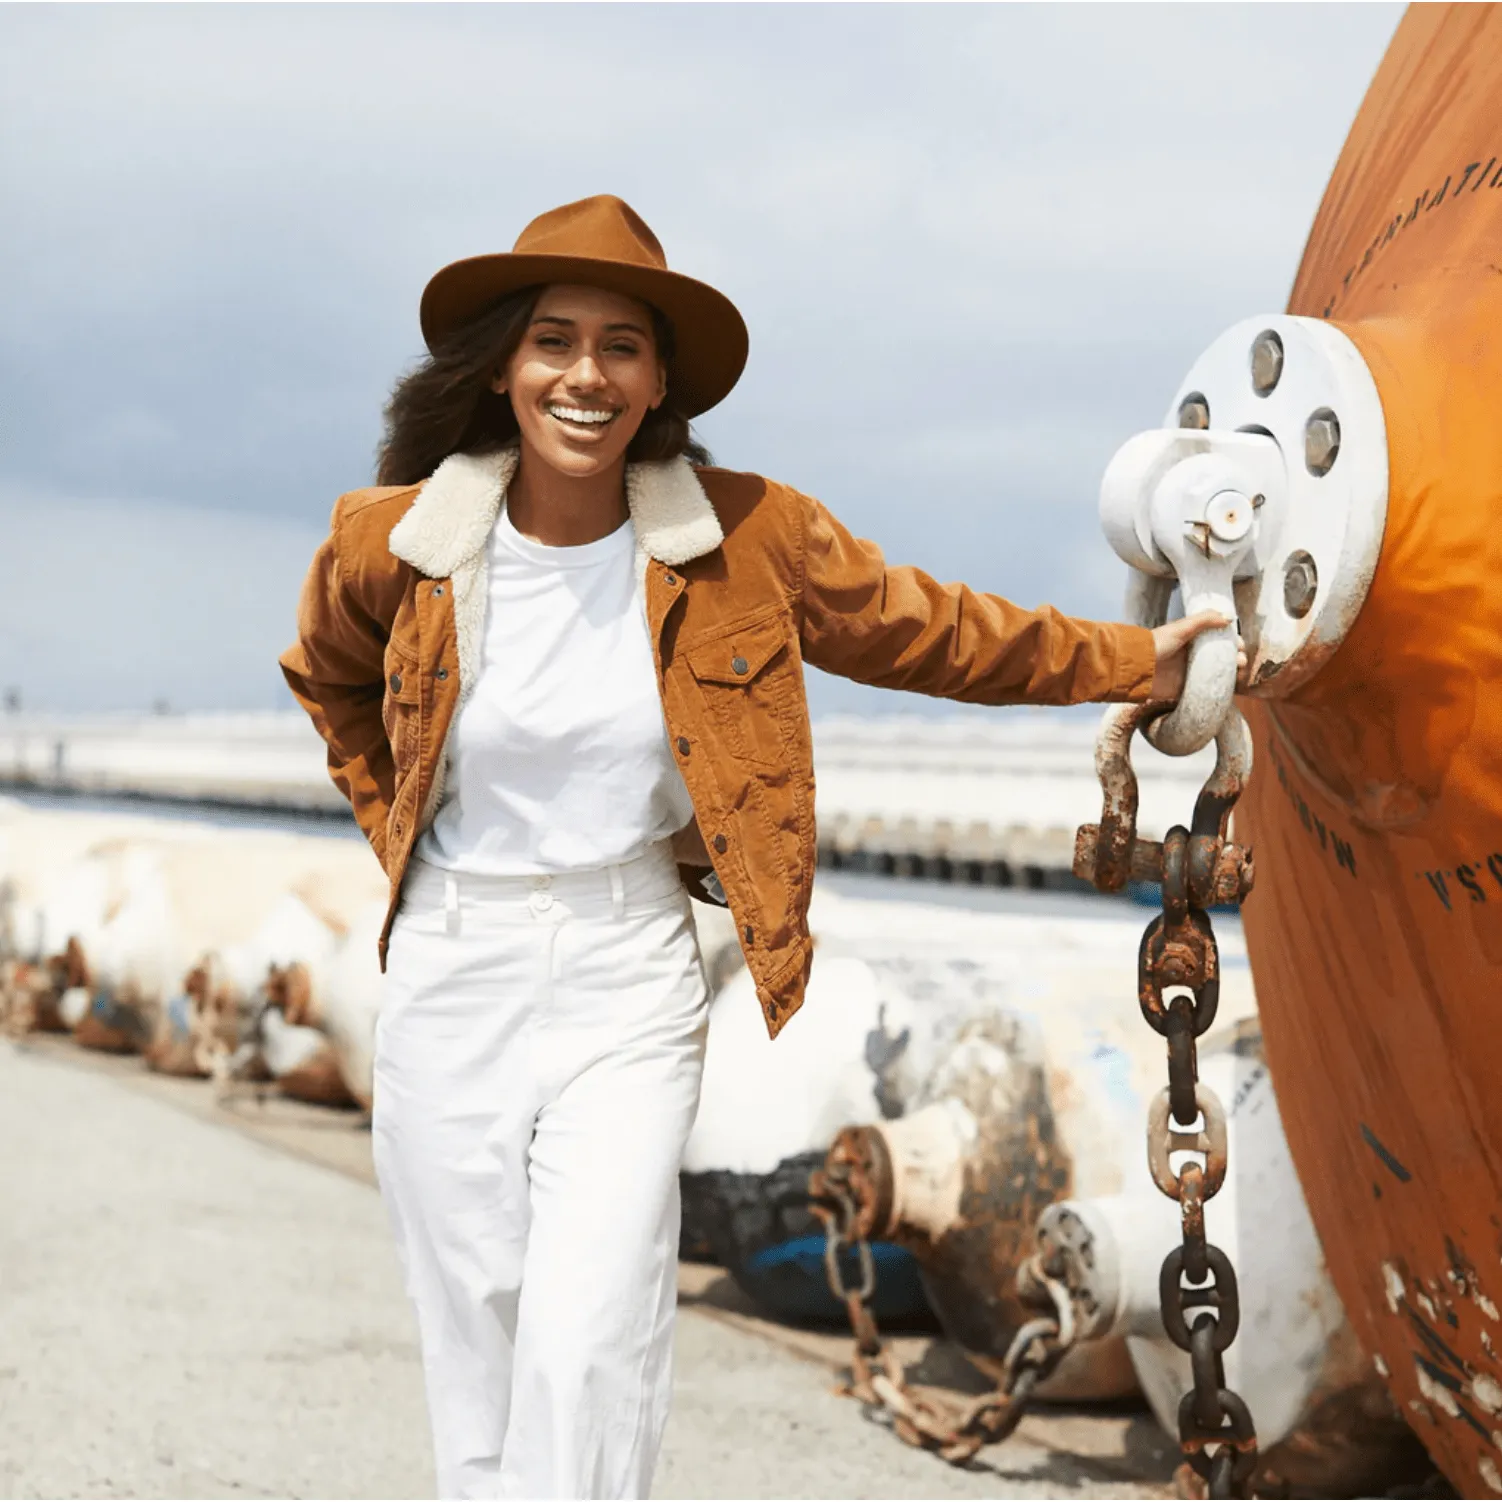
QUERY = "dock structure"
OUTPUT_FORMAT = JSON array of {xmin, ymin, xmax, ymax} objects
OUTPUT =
[
  {"xmin": 810, "ymin": 715, "xmax": 1213, "ymax": 889},
  {"xmin": 0, "ymin": 710, "xmax": 1216, "ymax": 889}
]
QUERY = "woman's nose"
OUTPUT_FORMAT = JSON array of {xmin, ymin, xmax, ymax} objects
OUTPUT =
[{"xmin": 566, "ymin": 353, "xmax": 607, "ymax": 390}]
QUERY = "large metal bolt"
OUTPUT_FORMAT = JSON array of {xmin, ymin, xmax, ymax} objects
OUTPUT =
[
  {"xmin": 1250, "ymin": 330, "xmax": 1284, "ymax": 396},
  {"xmin": 1305, "ymin": 407, "xmax": 1341, "ymax": 475},
  {"xmin": 1206, "ymin": 490, "xmax": 1254, "ymax": 545},
  {"xmin": 1177, "ymin": 392, "xmax": 1210, "ymax": 430},
  {"xmin": 1283, "ymin": 550, "xmax": 1318, "ymax": 618}
]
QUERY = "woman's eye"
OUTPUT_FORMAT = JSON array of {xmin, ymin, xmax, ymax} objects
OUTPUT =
[
  {"xmin": 535, "ymin": 334, "xmax": 568, "ymax": 350},
  {"xmin": 607, "ymin": 341, "xmax": 641, "ymax": 356}
]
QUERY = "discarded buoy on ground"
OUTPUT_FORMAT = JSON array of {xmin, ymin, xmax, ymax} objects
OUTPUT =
[
  {"xmin": 681, "ymin": 942, "xmax": 933, "ymax": 1325},
  {"xmin": 0, "ymin": 804, "xmax": 387, "ymax": 1080}
]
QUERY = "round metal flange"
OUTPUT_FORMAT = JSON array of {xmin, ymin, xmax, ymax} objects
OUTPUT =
[
  {"xmin": 1035, "ymin": 1201, "xmax": 1124, "ymax": 1343},
  {"xmin": 1164, "ymin": 315, "xmax": 1388, "ymax": 698}
]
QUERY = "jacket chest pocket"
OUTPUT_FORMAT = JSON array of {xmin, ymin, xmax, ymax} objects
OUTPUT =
[
  {"xmin": 382, "ymin": 646, "xmax": 423, "ymax": 772},
  {"xmin": 686, "ymin": 614, "xmax": 796, "ymax": 771}
]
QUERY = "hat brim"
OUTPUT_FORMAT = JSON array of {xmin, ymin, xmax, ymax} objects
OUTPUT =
[{"xmin": 419, "ymin": 253, "xmax": 749, "ymax": 419}]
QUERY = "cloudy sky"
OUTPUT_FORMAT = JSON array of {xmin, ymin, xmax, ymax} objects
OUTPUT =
[{"xmin": 0, "ymin": 2, "xmax": 1400, "ymax": 718}]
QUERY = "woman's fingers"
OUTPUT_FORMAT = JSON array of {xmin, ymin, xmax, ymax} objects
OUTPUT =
[
  {"xmin": 1151, "ymin": 610, "xmax": 1228, "ymax": 663},
  {"xmin": 1148, "ymin": 611, "xmax": 1247, "ymax": 702},
  {"xmin": 1177, "ymin": 609, "xmax": 1233, "ymax": 644}
]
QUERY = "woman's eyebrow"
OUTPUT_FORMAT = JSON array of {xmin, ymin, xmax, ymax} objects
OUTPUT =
[{"xmin": 530, "ymin": 314, "xmax": 649, "ymax": 337}]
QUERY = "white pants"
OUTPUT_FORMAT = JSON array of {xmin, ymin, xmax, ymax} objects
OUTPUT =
[{"xmin": 373, "ymin": 843, "xmax": 710, "ymax": 1500}]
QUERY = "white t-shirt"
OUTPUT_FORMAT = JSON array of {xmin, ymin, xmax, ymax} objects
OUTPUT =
[{"xmin": 414, "ymin": 504, "xmax": 695, "ymax": 875}]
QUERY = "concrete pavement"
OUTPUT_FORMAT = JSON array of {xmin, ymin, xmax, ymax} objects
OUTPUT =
[{"xmin": 0, "ymin": 1038, "xmax": 1175, "ymax": 1499}]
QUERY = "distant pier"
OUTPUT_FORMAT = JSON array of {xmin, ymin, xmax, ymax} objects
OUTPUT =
[{"xmin": 0, "ymin": 710, "xmax": 1214, "ymax": 892}]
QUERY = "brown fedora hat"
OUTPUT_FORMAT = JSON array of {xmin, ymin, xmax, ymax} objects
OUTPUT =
[{"xmin": 419, "ymin": 195, "xmax": 748, "ymax": 419}]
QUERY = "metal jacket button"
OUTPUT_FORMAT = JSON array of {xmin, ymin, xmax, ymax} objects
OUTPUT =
[
  {"xmin": 731, "ymin": 656, "xmax": 748, "ymax": 675},
  {"xmin": 664, "ymin": 572, "xmax": 677, "ymax": 586},
  {"xmin": 436, "ymin": 668, "xmax": 448, "ymax": 680},
  {"xmin": 676, "ymin": 736, "xmax": 690, "ymax": 756},
  {"xmin": 713, "ymin": 834, "xmax": 728, "ymax": 854},
  {"xmin": 433, "ymin": 584, "xmax": 444, "ymax": 596},
  {"xmin": 389, "ymin": 672, "xmax": 402, "ymax": 694}
]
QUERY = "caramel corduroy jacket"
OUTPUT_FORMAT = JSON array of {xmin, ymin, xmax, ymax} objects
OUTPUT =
[{"xmin": 279, "ymin": 447, "xmax": 1157, "ymax": 1038}]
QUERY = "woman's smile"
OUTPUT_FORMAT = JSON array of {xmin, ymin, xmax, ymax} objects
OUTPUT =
[{"xmin": 545, "ymin": 401, "xmax": 621, "ymax": 436}]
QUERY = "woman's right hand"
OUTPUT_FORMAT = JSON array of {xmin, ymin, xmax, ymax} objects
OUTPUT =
[{"xmin": 1149, "ymin": 611, "xmax": 1247, "ymax": 702}]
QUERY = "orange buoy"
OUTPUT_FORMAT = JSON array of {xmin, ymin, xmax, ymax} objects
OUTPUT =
[{"xmin": 1239, "ymin": 4, "xmax": 1502, "ymax": 1490}]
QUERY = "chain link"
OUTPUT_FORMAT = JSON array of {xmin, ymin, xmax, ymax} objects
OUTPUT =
[
  {"xmin": 809, "ymin": 1175, "xmax": 1074, "ymax": 1465},
  {"xmin": 1149, "ymin": 832, "xmax": 1259, "ymax": 1496},
  {"xmin": 1079, "ymin": 704, "xmax": 1260, "ymax": 1497}
]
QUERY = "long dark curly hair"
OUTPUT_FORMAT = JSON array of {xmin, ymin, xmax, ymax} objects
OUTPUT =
[{"xmin": 376, "ymin": 286, "xmax": 713, "ymax": 486}]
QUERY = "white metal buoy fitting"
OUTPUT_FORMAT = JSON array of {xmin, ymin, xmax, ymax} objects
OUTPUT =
[
  {"xmin": 1098, "ymin": 315, "xmax": 1389, "ymax": 753},
  {"xmin": 869, "ymin": 1097, "xmax": 979, "ymax": 1243},
  {"xmin": 1035, "ymin": 1192, "xmax": 1180, "ymax": 1345}
]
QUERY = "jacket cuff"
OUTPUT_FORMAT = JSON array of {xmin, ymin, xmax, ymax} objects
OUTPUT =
[{"xmin": 1109, "ymin": 624, "xmax": 1159, "ymax": 702}]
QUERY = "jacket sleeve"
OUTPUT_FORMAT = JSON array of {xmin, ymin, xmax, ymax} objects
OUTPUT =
[
  {"xmin": 797, "ymin": 492, "xmax": 1157, "ymax": 706},
  {"xmin": 278, "ymin": 503, "xmax": 397, "ymax": 865}
]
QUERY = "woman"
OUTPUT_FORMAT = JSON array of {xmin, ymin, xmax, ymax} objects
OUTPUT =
[{"xmin": 280, "ymin": 194, "xmax": 1227, "ymax": 1500}]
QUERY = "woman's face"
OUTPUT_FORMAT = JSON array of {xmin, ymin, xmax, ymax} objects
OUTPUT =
[{"xmin": 493, "ymin": 284, "xmax": 667, "ymax": 479}]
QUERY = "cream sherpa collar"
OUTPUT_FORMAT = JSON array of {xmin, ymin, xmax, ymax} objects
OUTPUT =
[{"xmin": 387, "ymin": 445, "xmax": 724, "ymax": 579}]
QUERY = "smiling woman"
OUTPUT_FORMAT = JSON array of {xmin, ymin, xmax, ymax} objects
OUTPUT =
[
  {"xmin": 376, "ymin": 283, "xmax": 710, "ymax": 493},
  {"xmin": 278, "ymin": 192, "xmax": 1229, "ymax": 1502}
]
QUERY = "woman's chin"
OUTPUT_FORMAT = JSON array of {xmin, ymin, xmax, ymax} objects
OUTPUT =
[{"xmin": 523, "ymin": 431, "xmax": 631, "ymax": 480}]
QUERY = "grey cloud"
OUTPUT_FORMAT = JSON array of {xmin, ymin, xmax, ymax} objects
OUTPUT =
[
  {"xmin": 0, "ymin": 3, "xmax": 1401, "ymax": 715},
  {"xmin": 0, "ymin": 483, "xmax": 323, "ymax": 714}
]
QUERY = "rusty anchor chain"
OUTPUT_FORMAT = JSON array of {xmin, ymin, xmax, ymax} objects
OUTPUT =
[
  {"xmin": 807, "ymin": 1155, "xmax": 1075, "ymax": 1466},
  {"xmin": 1076, "ymin": 699, "xmax": 1260, "ymax": 1498}
]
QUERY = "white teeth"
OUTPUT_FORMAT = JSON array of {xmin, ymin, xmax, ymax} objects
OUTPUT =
[{"xmin": 547, "ymin": 404, "xmax": 616, "ymax": 425}]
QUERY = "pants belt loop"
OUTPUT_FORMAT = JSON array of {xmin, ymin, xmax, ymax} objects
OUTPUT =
[
  {"xmin": 608, "ymin": 863, "xmax": 626, "ymax": 920},
  {"xmin": 444, "ymin": 873, "xmax": 460, "ymax": 936}
]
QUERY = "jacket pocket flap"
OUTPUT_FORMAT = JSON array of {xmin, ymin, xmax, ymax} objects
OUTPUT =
[{"xmin": 687, "ymin": 618, "xmax": 788, "ymax": 685}]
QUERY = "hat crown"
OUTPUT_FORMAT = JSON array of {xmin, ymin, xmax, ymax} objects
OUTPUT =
[{"xmin": 512, "ymin": 194, "xmax": 668, "ymax": 273}]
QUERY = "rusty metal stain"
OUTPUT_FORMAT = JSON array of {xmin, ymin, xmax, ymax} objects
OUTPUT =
[
  {"xmin": 917, "ymin": 1056, "xmax": 1072, "ymax": 1363},
  {"xmin": 1078, "ymin": 701, "xmax": 1151, "ymax": 893}
]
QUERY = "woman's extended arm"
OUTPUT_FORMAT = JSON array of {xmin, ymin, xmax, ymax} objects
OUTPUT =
[
  {"xmin": 797, "ymin": 492, "xmax": 1160, "ymax": 705},
  {"xmin": 279, "ymin": 502, "xmax": 400, "ymax": 865},
  {"xmin": 797, "ymin": 493, "xmax": 1234, "ymax": 707}
]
